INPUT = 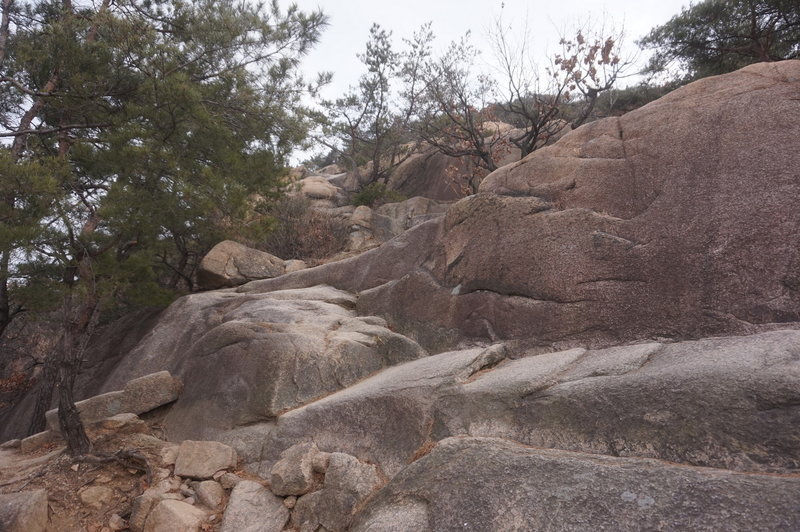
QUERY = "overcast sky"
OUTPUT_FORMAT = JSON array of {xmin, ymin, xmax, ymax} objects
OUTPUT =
[{"xmin": 290, "ymin": 0, "xmax": 690, "ymax": 99}]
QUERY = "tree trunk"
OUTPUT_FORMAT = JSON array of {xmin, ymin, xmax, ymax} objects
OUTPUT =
[
  {"xmin": 0, "ymin": 251, "xmax": 10, "ymax": 339},
  {"xmin": 26, "ymin": 346, "xmax": 60, "ymax": 435},
  {"xmin": 572, "ymin": 89, "xmax": 600, "ymax": 129},
  {"xmin": 56, "ymin": 325, "xmax": 91, "ymax": 455}
]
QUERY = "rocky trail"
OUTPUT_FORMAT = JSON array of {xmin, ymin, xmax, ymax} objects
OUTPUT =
[{"xmin": 2, "ymin": 60, "xmax": 800, "ymax": 531}]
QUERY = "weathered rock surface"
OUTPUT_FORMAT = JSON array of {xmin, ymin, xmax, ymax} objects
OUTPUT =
[
  {"xmin": 3, "ymin": 63, "xmax": 798, "ymax": 531},
  {"xmin": 174, "ymin": 440, "xmax": 237, "ymax": 479},
  {"xmin": 294, "ymin": 452, "xmax": 383, "ymax": 532},
  {"xmin": 372, "ymin": 196, "xmax": 449, "ymax": 241},
  {"xmin": 360, "ymin": 61, "xmax": 800, "ymax": 349},
  {"xmin": 197, "ymin": 240, "xmax": 286, "ymax": 290},
  {"xmin": 385, "ymin": 142, "xmax": 518, "ymax": 201},
  {"xmin": 238, "ymin": 219, "xmax": 441, "ymax": 297},
  {"xmin": 220, "ymin": 480, "xmax": 289, "ymax": 532},
  {"xmin": 252, "ymin": 345, "xmax": 508, "ymax": 477},
  {"xmin": 241, "ymin": 62, "xmax": 800, "ymax": 352},
  {"xmin": 269, "ymin": 442, "xmax": 321, "ymax": 496},
  {"xmin": 341, "ymin": 197, "xmax": 449, "ymax": 252},
  {"xmin": 254, "ymin": 330, "xmax": 799, "ymax": 476},
  {"xmin": 194, "ymin": 480, "xmax": 225, "ymax": 510},
  {"xmin": 0, "ymin": 490, "xmax": 48, "ymax": 532},
  {"xmin": 352, "ymin": 437, "xmax": 800, "ymax": 532},
  {"xmin": 91, "ymin": 285, "xmax": 425, "ymax": 451}
]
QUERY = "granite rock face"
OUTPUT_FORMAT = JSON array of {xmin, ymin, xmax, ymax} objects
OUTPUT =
[
  {"xmin": 94, "ymin": 285, "xmax": 426, "ymax": 446},
  {"xmin": 251, "ymin": 331, "xmax": 800, "ymax": 477},
  {"xmin": 351, "ymin": 437, "xmax": 800, "ymax": 532},
  {"xmin": 361, "ymin": 61, "xmax": 800, "ymax": 349},
  {"xmin": 3, "ymin": 63, "xmax": 798, "ymax": 532}
]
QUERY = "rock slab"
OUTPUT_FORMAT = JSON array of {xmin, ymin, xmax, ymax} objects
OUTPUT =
[
  {"xmin": 352, "ymin": 437, "xmax": 800, "ymax": 531},
  {"xmin": 45, "ymin": 371, "xmax": 180, "ymax": 432}
]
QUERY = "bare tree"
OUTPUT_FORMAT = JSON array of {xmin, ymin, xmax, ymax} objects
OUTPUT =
[
  {"xmin": 412, "ymin": 32, "xmax": 507, "ymax": 175},
  {"xmin": 489, "ymin": 17, "xmax": 630, "ymax": 158}
]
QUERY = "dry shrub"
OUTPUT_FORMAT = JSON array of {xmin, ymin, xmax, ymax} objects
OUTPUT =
[{"xmin": 262, "ymin": 195, "xmax": 350, "ymax": 261}]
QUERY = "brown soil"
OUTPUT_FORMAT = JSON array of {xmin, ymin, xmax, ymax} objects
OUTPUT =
[{"xmin": 0, "ymin": 428, "xmax": 174, "ymax": 531}]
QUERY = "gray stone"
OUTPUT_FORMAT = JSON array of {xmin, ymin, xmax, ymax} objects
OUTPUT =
[
  {"xmin": 352, "ymin": 437, "xmax": 800, "ymax": 531},
  {"xmin": 294, "ymin": 453, "xmax": 383, "ymax": 532},
  {"xmin": 114, "ymin": 287, "xmax": 425, "ymax": 446},
  {"xmin": 219, "ymin": 472, "xmax": 241, "ymax": 490},
  {"xmin": 269, "ymin": 442, "xmax": 321, "ymax": 496},
  {"xmin": 108, "ymin": 513, "xmax": 127, "ymax": 531},
  {"xmin": 253, "ymin": 345, "xmax": 507, "ymax": 477},
  {"xmin": 174, "ymin": 440, "xmax": 237, "ymax": 480},
  {"xmin": 0, "ymin": 490, "xmax": 48, "ymax": 532},
  {"xmin": 158, "ymin": 444, "xmax": 179, "ymax": 467},
  {"xmin": 197, "ymin": 240, "xmax": 285, "ymax": 290},
  {"xmin": 432, "ymin": 331, "xmax": 800, "ymax": 473},
  {"xmin": 0, "ymin": 439, "xmax": 20, "ymax": 449},
  {"xmin": 220, "ymin": 480, "xmax": 289, "ymax": 532},
  {"xmin": 195, "ymin": 480, "xmax": 225, "ymax": 510},
  {"xmin": 143, "ymin": 499, "xmax": 209, "ymax": 532},
  {"xmin": 123, "ymin": 371, "xmax": 181, "ymax": 415},
  {"xmin": 79, "ymin": 485, "xmax": 115, "ymax": 509}
]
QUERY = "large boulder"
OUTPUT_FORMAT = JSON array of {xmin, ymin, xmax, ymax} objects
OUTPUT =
[
  {"xmin": 94, "ymin": 285, "xmax": 426, "ymax": 455},
  {"xmin": 197, "ymin": 240, "xmax": 286, "ymax": 290},
  {"xmin": 351, "ymin": 437, "xmax": 800, "ymax": 532},
  {"xmin": 357, "ymin": 61, "xmax": 800, "ymax": 350},
  {"xmin": 372, "ymin": 196, "xmax": 450, "ymax": 241},
  {"xmin": 224, "ymin": 62, "xmax": 800, "ymax": 352}
]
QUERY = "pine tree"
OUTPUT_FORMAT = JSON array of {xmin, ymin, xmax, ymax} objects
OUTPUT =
[{"xmin": 0, "ymin": 0, "xmax": 327, "ymax": 454}]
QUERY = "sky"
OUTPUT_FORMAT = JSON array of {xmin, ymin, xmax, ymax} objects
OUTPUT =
[{"xmin": 289, "ymin": 0, "xmax": 690, "ymax": 100}]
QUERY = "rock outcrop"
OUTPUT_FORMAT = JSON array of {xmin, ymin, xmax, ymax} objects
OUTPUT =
[
  {"xmin": 330, "ymin": 61, "xmax": 800, "ymax": 350},
  {"xmin": 96, "ymin": 285, "xmax": 427, "ymax": 446},
  {"xmin": 2, "ymin": 62, "xmax": 799, "ymax": 531},
  {"xmin": 352, "ymin": 437, "xmax": 800, "ymax": 532},
  {"xmin": 250, "ymin": 330, "xmax": 800, "ymax": 478}
]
